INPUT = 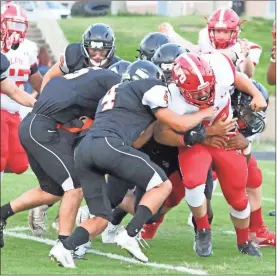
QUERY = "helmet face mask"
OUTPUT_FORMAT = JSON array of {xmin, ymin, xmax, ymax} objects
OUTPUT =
[
  {"xmin": 232, "ymin": 80, "xmax": 268, "ymax": 137},
  {"xmin": 1, "ymin": 3, "xmax": 28, "ymax": 52},
  {"xmin": 207, "ymin": 8, "xmax": 242, "ymax": 49},
  {"xmin": 82, "ymin": 23, "xmax": 115, "ymax": 67}
]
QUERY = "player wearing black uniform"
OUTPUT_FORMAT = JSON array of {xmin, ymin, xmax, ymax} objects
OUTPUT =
[
  {"xmin": 0, "ymin": 68, "xmax": 121, "ymax": 253},
  {"xmin": 48, "ymin": 60, "xmax": 214, "ymax": 267},
  {"xmin": 137, "ymin": 32, "xmax": 169, "ymax": 60},
  {"xmin": 41, "ymin": 23, "xmax": 121, "ymax": 90}
]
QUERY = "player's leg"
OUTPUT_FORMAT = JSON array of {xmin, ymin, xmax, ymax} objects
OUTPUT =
[
  {"xmin": 211, "ymin": 148, "xmax": 262, "ymax": 257},
  {"xmin": 247, "ymin": 155, "xmax": 275, "ymax": 247},
  {"xmin": 179, "ymin": 144, "xmax": 213, "ymax": 257},
  {"xmin": 6, "ymin": 113, "xmax": 28, "ymax": 174}
]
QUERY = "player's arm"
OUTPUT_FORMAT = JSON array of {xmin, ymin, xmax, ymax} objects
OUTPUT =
[
  {"xmin": 1, "ymin": 78, "xmax": 36, "ymax": 107},
  {"xmin": 267, "ymin": 42, "xmax": 276, "ymax": 85},
  {"xmin": 158, "ymin": 22, "xmax": 199, "ymax": 53},
  {"xmin": 29, "ymin": 70, "xmax": 43, "ymax": 94},
  {"xmin": 41, "ymin": 62, "xmax": 65, "ymax": 91},
  {"xmin": 234, "ymin": 72, "xmax": 267, "ymax": 111},
  {"xmin": 132, "ymin": 121, "xmax": 156, "ymax": 149}
]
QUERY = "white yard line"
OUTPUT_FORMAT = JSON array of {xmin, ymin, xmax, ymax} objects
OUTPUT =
[
  {"xmin": 4, "ymin": 230, "xmax": 208, "ymax": 275},
  {"xmin": 213, "ymin": 192, "xmax": 275, "ymax": 203}
]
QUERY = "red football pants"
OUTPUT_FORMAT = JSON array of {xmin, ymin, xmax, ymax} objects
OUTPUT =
[
  {"xmin": 178, "ymin": 144, "xmax": 248, "ymax": 211},
  {"xmin": 212, "ymin": 155, "xmax": 262, "ymax": 189},
  {"xmin": 0, "ymin": 109, "xmax": 28, "ymax": 173}
]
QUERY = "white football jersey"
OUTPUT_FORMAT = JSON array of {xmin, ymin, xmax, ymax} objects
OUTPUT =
[
  {"xmin": 1, "ymin": 39, "xmax": 38, "ymax": 113},
  {"xmin": 198, "ymin": 27, "xmax": 262, "ymax": 69},
  {"xmin": 168, "ymin": 52, "xmax": 235, "ymax": 126}
]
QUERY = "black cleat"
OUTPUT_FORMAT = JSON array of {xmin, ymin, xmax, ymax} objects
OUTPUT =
[
  {"xmin": 0, "ymin": 219, "xmax": 6, "ymax": 248},
  {"xmin": 194, "ymin": 228, "xmax": 212, "ymax": 257},
  {"xmin": 238, "ymin": 240, "xmax": 262, "ymax": 257}
]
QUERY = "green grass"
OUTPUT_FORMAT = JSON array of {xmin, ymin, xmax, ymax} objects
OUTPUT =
[
  {"xmin": 1, "ymin": 161, "xmax": 275, "ymax": 275},
  {"xmin": 59, "ymin": 15, "xmax": 275, "ymax": 94}
]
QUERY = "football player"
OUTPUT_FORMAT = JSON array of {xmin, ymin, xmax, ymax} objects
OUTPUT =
[
  {"xmin": 1, "ymin": 3, "xmax": 42, "ymax": 179},
  {"xmin": 41, "ymin": 23, "xmax": 121, "ymax": 90}
]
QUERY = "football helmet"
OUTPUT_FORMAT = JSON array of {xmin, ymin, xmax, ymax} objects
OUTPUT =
[
  {"xmin": 82, "ymin": 23, "xmax": 115, "ymax": 67},
  {"xmin": 109, "ymin": 60, "xmax": 131, "ymax": 77},
  {"xmin": 232, "ymin": 80, "xmax": 268, "ymax": 137},
  {"xmin": 122, "ymin": 60, "xmax": 165, "ymax": 82},
  {"xmin": 1, "ymin": 3, "xmax": 28, "ymax": 52},
  {"xmin": 137, "ymin": 32, "xmax": 169, "ymax": 60},
  {"xmin": 172, "ymin": 53, "xmax": 216, "ymax": 108},
  {"xmin": 152, "ymin": 43, "xmax": 190, "ymax": 82},
  {"xmin": 207, "ymin": 8, "xmax": 244, "ymax": 49}
]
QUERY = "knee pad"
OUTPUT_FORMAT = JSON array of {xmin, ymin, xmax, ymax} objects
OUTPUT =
[
  {"xmin": 229, "ymin": 202, "xmax": 250, "ymax": 219},
  {"xmin": 185, "ymin": 184, "xmax": 206, "ymax": 207}
]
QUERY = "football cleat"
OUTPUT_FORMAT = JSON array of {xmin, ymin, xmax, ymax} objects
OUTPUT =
[
  {"xmin": 249, "ymin": 225, "xmax": 276, "ymax": 247},
  {"xmin": 101, "ymin": 222, "xmax": 120, "ymax": 244},
  {"xmin": 194, "ymin": 229, "xmax": 213, "ymax": 257},
  {"xmin": 141, "ymin": 214, "xmax": 165, "ymax": 239},
  {"xmin": 28, "ymin": 205, "xmax": 49, "ymax": 237},
  {"xmin": 237, "ymin": 240, "xmax": 262, "ymax": 257},
  {"xmin": 114, "ymin": 228, "xmax": 148, "ymax": 262},
  {"xmin": 49, "ymin": 240, "xmax": 76, "ymax": 268},
  {"xmin": 74, "ymin": 240, "xmax": 92, "ymax": 258}
]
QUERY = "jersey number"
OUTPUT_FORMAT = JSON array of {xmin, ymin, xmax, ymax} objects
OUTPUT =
[
  {"xmin": 9, "ymin": 68, "xmax": 31, "ymax": 86},
  {"xmin": 63, "ymin": 68, "xmax": 89, "ymax": 80},
  {"xmin": 101, "ymin": 84, "xmax": 120, "ymax": 111}
]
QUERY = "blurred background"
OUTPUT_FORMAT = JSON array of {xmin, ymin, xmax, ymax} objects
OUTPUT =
[{"xmin": 8, "ymin": 0, "xmax": 276, "ymax": 147}]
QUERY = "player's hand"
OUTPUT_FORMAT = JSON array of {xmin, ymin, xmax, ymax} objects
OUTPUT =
[
  {"xmin": 225, "ymin": 132, "xmax": 249, "ymax": 151},
  {"xmin": 200, "ymin": 106, "xmax": 215, "ymax": 119},
  {"xmin": 238, "ymin": 39, "xmax": 250, "ymax": 58},
  {"xmin": 201, "ymin": 136, "xmax": 229, "ymax": 148},
  {"xmin": 271, "ymin": 44, "xmax": 276, "ymax": 61},
  {"xmin": 206, "ymin": 114, "xmax": 237, "ymax": 136},
  {"xmin": 158, "ymin": 22, "xmax": 175, "ymax": 36},
  {"xmin": 250, "ymin": 94, "xmax": 267, "ymax": 111}
]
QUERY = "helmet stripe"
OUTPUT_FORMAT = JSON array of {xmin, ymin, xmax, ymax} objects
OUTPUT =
[
  {"xmin": 181, "ymin": 54, "xmax": 205, "ymax": 85},
  {"xmin": 216, "ymin": 8, "xmax": 227, "ymax": 28}
]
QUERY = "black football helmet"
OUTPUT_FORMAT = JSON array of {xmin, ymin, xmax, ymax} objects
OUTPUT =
[
  {"xmin": 122, "ymin": 60, "xmax": 165, "ymax": 82},
  {"xmin": 109, "ymin": 60, "xmax": 131, "ymax": 77},
  {"xmin": 152, "ymin": 43, "xmax": 190, "ymax": 81},
  {"xmin": 82, "ymin": 23, "xmax": 115, "ymax": 67},
  {"xmin": 232, "ymin": 80, "xmax": 269, "ymax": 137},
  {"xmin": 137, "ymin": 32, "xmax": 169, "ymax": 61}
]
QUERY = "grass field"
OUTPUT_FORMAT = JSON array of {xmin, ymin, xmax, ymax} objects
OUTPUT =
[
  {"xmin": 59, "ymin": 15, "xmax": 275, "ymax": 94},
  {"xmin": 1, "ymin": 161, "xmax": 275, "ymax": 275}
]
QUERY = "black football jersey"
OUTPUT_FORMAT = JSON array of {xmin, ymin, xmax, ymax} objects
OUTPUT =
[
  {"xmin": 88, "ymin": 78, "xmax": 169, "ymax": 145},
  {"xmin": 32, "ymin": 68, "xmax": 121, "ymax": 123},
  {"xmin": 0, "ymin": 53, "xmax": 10, "ymax": 82},
  {"xmin": 59, "ymin": 43, "xmax": 121, "ymax": 74}
]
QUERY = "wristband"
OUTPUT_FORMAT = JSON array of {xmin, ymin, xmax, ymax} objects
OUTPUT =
[
  {"xmin": 270, "ymin": 57, "xmax": 276, "ymax": 63},
  {"xmin": 242, "ymin": 142, "xmax": 252, "ymax": 155}
]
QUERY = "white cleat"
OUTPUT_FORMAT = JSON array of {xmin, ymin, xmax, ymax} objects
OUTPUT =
[
  {"xmin": 28, "ymin": 205, "xmax": 49, "ymax": 236},
  {"xmin": 49, "ymin": 240, "xmax": 76, "ymax": 268},
  {"xmin": 114, "ymin": 228, "xmax": 148, "ymax": 263},
  {"xmin": 75, "ymin": 205, "xmax": 94, "ymax": 226},
  {"xmin": 187, "ymin": 212, "xmax": 194, "ymax": 228},
  {"xmin": 74, "ymin": 240, "xmax": 92, "ymax": 258},
  {"xmin": 101, "ymin": 222, "xmax": 120, "ymax": 244}
]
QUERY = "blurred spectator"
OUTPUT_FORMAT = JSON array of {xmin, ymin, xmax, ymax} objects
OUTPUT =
[
  {"xmin": 38, "ymin": 46, "xmax": 52, "ymax": 76},
  {"xmin": 267, "ymin": 21, "xmax": 276, "ymax": 85}
]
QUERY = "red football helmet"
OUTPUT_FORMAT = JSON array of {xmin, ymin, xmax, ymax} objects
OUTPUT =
[
  {"xmin": 172, "ymin": 53, "xmax": 216, "ymax": 109},
  {"xmin": 207, "ymin": 8, "xmax": 244, "ymax": 49},
  {"xmin": 1, "ymin": 3, "xmax": 28, "ymax": 53}
]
